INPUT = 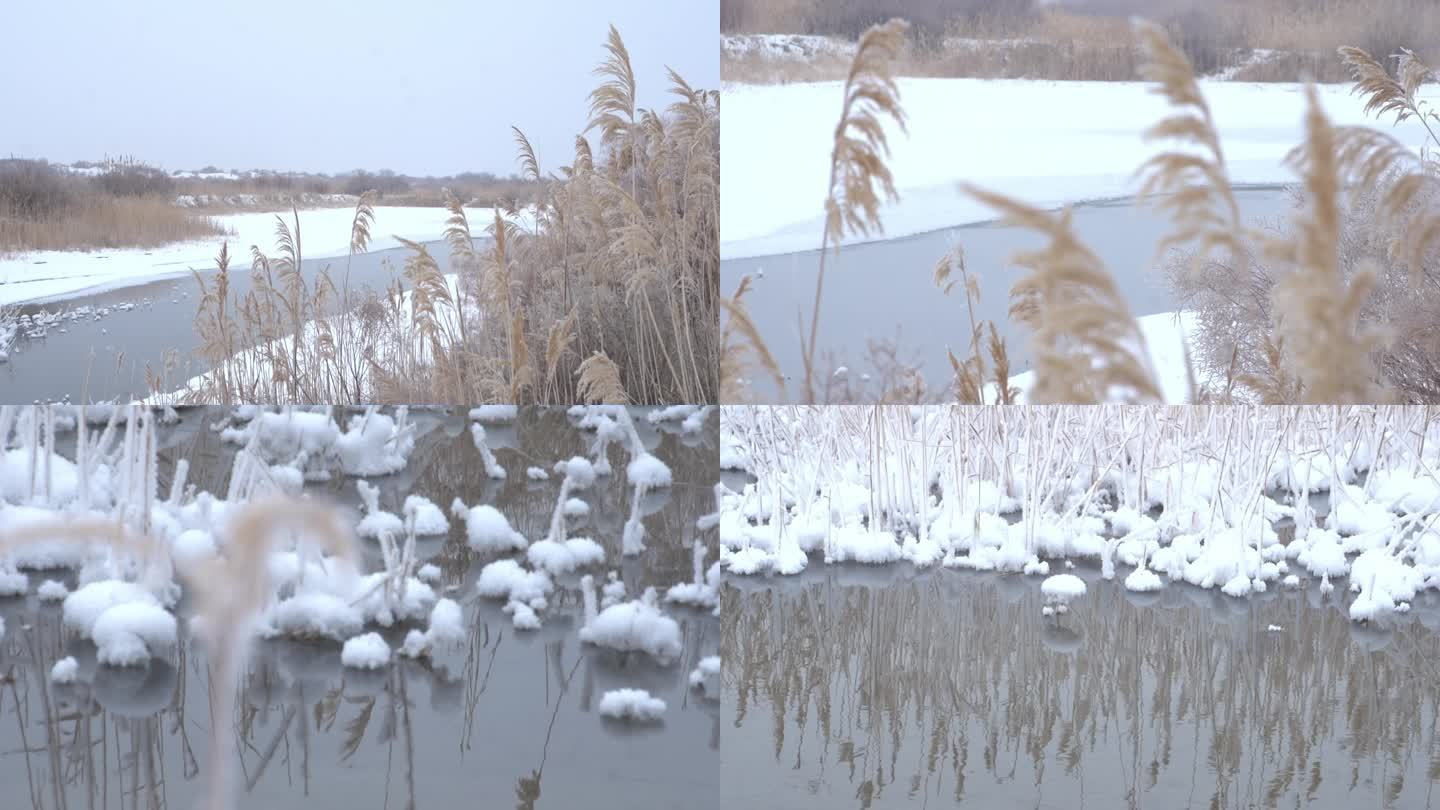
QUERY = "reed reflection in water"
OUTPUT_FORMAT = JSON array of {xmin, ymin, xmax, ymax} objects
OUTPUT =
[{"xmin": 722, "ymin": 566, "xmax": 1440, "ymax": 810}]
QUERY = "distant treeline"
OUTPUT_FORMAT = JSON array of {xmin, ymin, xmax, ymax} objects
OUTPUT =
[
  {"xmin": 6, "ymin": 156, "xmax": 540, "ymax": 206},
  {"xmin": 722, "ymin": 0, "xmax": 1440, "ymax": 81}
]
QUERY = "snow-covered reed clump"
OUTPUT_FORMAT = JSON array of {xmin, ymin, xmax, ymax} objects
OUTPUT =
[
  {"xmin": 664, "ymin": 539, "xmax": 720, "ymax": 611},
  {"xmin": 0, "ymin": 403, "xmax": 717, "ymax": 810},
  {"xmin": 723, "ymin": 405, "xmax": 1440, "ymax": 624},
  {"xmin": 598, "ymin": 688, "xmax": 666, "ymax": 722},
  {"xmin": 689, "ymin": 655, "xmax": 720, "ymax": 697},
  {"xmin": 341, "ymin": 632, "xmax": 391, "ymax": 669},
  {"xmin": 219, "ymin": 405, "xmax": 417, "ymax": 479},
  {"xmin": 578, "ymin": 576, "xmax": 684, "ymax": 664}
]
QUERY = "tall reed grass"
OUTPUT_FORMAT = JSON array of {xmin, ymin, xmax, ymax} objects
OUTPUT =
[
  {"xmin": 180, "ymin": 25, "xmax": 717, "ymax": 406},
  {"xmin": 0, "ymin": 158, "xmax": 229, "ymax": 256},
  {"xmin": 721, "ymin": 18, "xmax": 1440, "ymax": 405}
]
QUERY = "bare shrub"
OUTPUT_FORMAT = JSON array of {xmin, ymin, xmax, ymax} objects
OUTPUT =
[
  {"xmin": 341, "ymin": 169, "xmax": 410, "ymax": 197},
  {"xmin": 95, "ymin": 156, "xmax": 175, "ymax": 197},
  {"xmin": 1175, "ymin": 185, "xmax": 1440, "ymax": 402},
  {"xmin": 0, "ymin": 158, "xmax": 75, "ymax": 219}
]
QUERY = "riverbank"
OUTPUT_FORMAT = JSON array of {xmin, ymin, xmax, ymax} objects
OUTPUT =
[
  {"xmin": 0, "ymin": 205, "xmax": 500, "ymax": 306},
  {"xmin": 720, "ymin": 77, "xmax": 1434, "ymax": 260}
]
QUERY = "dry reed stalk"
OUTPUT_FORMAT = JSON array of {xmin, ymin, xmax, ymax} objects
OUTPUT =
[
  {"xmin": 543, "ymin": 308, "xmax": 578, "ymax": 402},
  {"xmin": 962, "ymin": 184, "xmax": 1163, "ymax": 404},
  {"xmin": 935, "ymin": 243, "xmax": 1016, "ymax": 404},
  {"xmin": 803, "ymin": 18, "xmax": 909, "ymax": 404},
  {"xmin": 575, "ymin": 351, "xmax": 628, "ymax": 403},
  {"xmin": 719, "ymin": 274, "xmax": 784, "ymax": 400},
  {"xmin": 1134, "ymin": 21, "xmax": 1250, "ymax": 270},
  {"xmin": 0, "ymin": 493, "xmax": 358, "ymax": 810},
  {"xmin": 1266, "ymin": 86, "xmax": 1387, "ymax": 403}
]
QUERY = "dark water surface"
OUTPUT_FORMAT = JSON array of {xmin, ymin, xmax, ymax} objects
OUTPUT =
[
  {"xmin": 719, "ymin": 188, "xmax": 1293, "ymax": 400},
  {"xmin": 0, "ymin": 406, "xmax": 720, "ymax": 809},
  {"xmin": 722, "ymin": 563, "xmax": 1440, "ymax": 810},
  {"xmin": 1, "ymin": 238, "xmax": 481, "ymax": 403}
]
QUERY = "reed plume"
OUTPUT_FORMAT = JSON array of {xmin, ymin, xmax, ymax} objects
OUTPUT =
[
  {"xmin": 1134, "ymin": 21, "xmax": 1249, "ymax": 267},
  {"xmin": 589, "ymin": 24, "xmax": 638, "ymax": 171},
  {"xmin": 1266, "ymin": 86, "xmax": 1387, "ymax": 403},
  {"xmin": 720, "ymin": 274, "xmax": 783, "ymax": 400},
  {"xmin": 1305, "ymin": 47, "xmax": 1440, "ymax": 283},
  {"xmin": 576, "ymin": 351, "xmax": 628, "ymax": 403},
  {"xmin": 349, "ymin": 190, "xmax": 376, "ymax": 256},
  {"xmin": 798, "ymin": 17, "xmax": 909, "ymax": 404},
  {"xmin": 962, "ymin": 185, "xmax": 1163, "ymax": 404}
]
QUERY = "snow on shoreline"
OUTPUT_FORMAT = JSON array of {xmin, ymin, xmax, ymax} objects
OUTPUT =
[
  {"xmin": 0, "ymin": 205, "xmax": 498, "ymax": 307},
  {"xmin": 720, "ymin": 406, "xmax": 1440, "ymax": 624},
  {"xmin": 156, "ymin": 273, "xmax": 468, "ymax": 404},
  {"xmin": 721, "ymin": 78, "xmax": 1435, "ymax": 260}
]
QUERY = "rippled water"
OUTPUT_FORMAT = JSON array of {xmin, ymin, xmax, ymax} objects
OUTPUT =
[
  {"xmin": 722, "ymin": 565, "xmax": 1440, "ymax": 809},
  {"xmin": 0, "ymin": 406, "xmax": 720, "ymax": 810}
]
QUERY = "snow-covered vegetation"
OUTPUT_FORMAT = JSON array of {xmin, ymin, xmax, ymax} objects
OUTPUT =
[
  {"xmin": 723, "ymin": 404, "xmax": 1440, "ymax": 624},
  {"xmin": 597, "ymin": 688, "xmax": 667, "ymax": 722},
  {"xmin": 0, "ymin": 403, "xmax": 718, "ymax": 809}
]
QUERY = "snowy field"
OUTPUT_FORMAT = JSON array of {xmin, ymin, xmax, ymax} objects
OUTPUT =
[
  {"xmin": 722, "ymin": 405, "xmax": 1440, "ymax": 625},
  {"xmin": 0, "ymin": 205, "xmax": 498, "ymax": 306},
  {"xmin": 0, "ymin": 404, "xmax": 719, "ymax": 808},
  {"xmin": 720, "ymin": 78, "xmax": 1435, "ymax": 260}
]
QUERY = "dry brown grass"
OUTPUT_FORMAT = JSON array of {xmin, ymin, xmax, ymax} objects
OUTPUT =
[
  {"xmin": 722, "ymin": 0, "xmax": 1440, "ymax": 84},
  {"xmin": 1175, "ymin": 44, "xmax": 1440, "ymax": 402},
  {"xmin": 171, "ymin": 172, "xmax": 539, "ymax": 212},
  {"xmin": 801, "ymin": 18, "xmax": 909, "ymax": 403},
  {"xmin": 0, "ymin": 193, "xmax": 229, "ymax": 256},
  {"xmin": 961, "ymin": 185, "xmax": 1163, "ymax": 403},
  {"xmin": 175, "ymin": 24, "xmax": 717, "ymax": 406},
  {"xmin": 936, "ymin": 246, "xmax": 1016, "ymax": 403}
]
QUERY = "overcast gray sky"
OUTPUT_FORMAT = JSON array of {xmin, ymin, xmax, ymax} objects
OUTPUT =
[{"xmin": 0, "ymin": 0, "xmax": 717, "ymax": 176}]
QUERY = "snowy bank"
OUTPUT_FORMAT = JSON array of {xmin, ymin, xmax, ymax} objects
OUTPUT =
[
  {"xmin": 0, "ymin": 206, "xmax": 498, "ymax": 306},
  {"xmin": 721, "ymin": 78, "xmax": 1434, "ymax": 260}
]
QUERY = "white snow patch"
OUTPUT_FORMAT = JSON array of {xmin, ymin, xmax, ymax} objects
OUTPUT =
[
  {"xmin": 341, "ymin": 633, "xmax": 391, "ymax": 669},
  {"xmin": 598, "ymin": 688, "xmax": 666, "ymax": 722},
  {"xmin": 51, "ymin": 656, "xmax": 79, "ymax": 684},
  {"xmin": 455, "ymin": 503, "xmax": 526, "ymax": 553}
]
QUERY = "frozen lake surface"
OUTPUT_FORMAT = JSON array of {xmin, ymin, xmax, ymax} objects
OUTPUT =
[
  {"xmin": 720, "ymin": 188, "xmax": 1291, "ymax": 401},
  {"xmin": 1, "ymin": 238, "xmax": 482, "ymax": 403}
]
